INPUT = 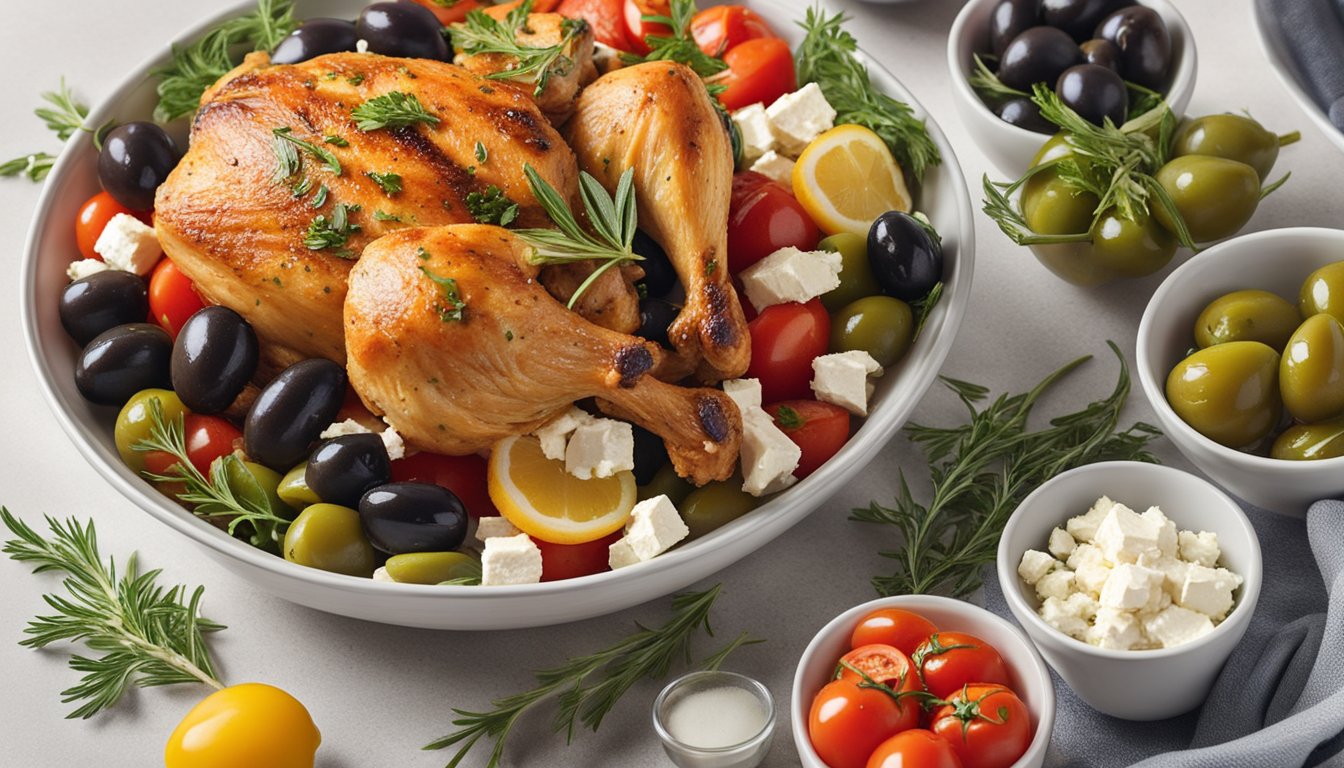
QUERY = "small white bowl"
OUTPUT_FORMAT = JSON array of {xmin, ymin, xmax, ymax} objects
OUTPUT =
[
  {"xmin": 1136, "ymin": 227, "xmax": 1344, "ymax": 515},
  {"xmin": 997, "ymin": 462, "xmax": 1262, "ymax": 720},
  {"xmin": 948, "ymin": 0, "xmax": 1198, "ymax": 176},
  {"xmin": 791, "ymin": 595, "xmax": 1053, "ymax": 768}
]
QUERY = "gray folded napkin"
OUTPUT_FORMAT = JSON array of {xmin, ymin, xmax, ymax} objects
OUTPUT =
[
  {"xmin": 984, "ymin": 500, "xmax": 1344, "ymax": 767},
  {"xmin": 1258, "ymin": 0, "xmax": 1344, "ymax": 131}
]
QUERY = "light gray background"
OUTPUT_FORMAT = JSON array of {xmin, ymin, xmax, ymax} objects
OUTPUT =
[{"xmin": 1, "ymin": 0, "xmax": 1340, "ymax": 765}]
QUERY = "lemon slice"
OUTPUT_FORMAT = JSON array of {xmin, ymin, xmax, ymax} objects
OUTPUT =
[
  {"xmin": 487, "ymin": 435, "xmax": 636, "ymax": 544},
  {"xmin": 792, "ymin": 124, "xmax": 912, "ymax": 236}
]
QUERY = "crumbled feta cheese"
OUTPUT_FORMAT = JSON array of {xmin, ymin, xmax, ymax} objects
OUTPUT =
[
  {"xmin": 609, "ymin": 537, "xmax": 641, "ymax": 570},
  {"xmin": 480, "ymin": 534, "xmax": 543, "ymax": 586},
  {"xmin": 356, "ymin": 38, "xmax": 369, "ymax": 53},
  {"xmin": 1067, "ymin": 496, "xmax": 1114, "ymax": 542},
  {"xmin": 1017, "ymin": 549, "xmax": 1058, "ymax": 586},
  {"xmin": 380, "ymin": 424, "xmax": 405, "ymax": 461},
  {"xmin": 94, "ymin": 213, "xmax": 161, "ymax": 276},
  {"xmin": 475, "ymin": 516, "xmax": 522, "ymax": 542},
  {"xmin": 749, "ymin": 150, "xmax": 795, "ymax": 186},
  {"xmin": 66, "ymin": 258, "xmax": 110, "ymax": 282},
  {"xmin": 1178, "ymin": 564, "xmax": 1242, "ymax": 619},
  {"xmin": 738, "ymin": 246, "xmax": 842, "ymax": 311},
  {"xmin": 1035, "ymin": 568, "xmax": 1076, "ymax": 601},
  {"xmin": 565, "ymin": 418, "xmax": 635, "ymax": 480},
  {"xmin": 1048, "ymin": 527, "xmax": 1077, "ymax": 560},
  {"xmin": 320, "ymin": 419, "xmax": 373, "ymax": 439},
  {"xmin": 739, "ymin": 407, "xmax": 801, "ymax": 497},
  {"xmin": 1178, "ymin": 530, "xmax": 1221, "ymax": 568},
  {"xmin": 1139, "ymin": 552, "xmax": 1191, "ymax": 600},
  {"xmin": 1142, "ymin": 506, "xmax": 1179, "ymax": 558},
  {"xmin": 732, "ymin": 103, "xmax": 775, "ymax": 164},
  {"xmin": 1088, "ymin": 608, "xmax": 1147, "ymax": 650},
  {"xmin": 1094, "ymin": 502, "xmax": 1162, "ymax": 564},
  {"xmin": 372, "ymin": 566, "xmax": 394, "ymax": 583},
  {"xmin": 534, "ymin": 407, "xmax": 596, "ymax": 462},
  {"xmin": 623, "ymin": 495, "xmax": 689, "ymax": 561},
  {"xmin": 811, "ymin": 351, "xmax": 884, "ymax": 416},
  {"xmin": 1040, "ymin": 596, "xmax": 1089, "ymax": 639},
  {"xmin": 1099, "ymin": 563, "xmax": 1164, "ymax": 611},
  {"xmin": 722, "ymin": 378, "xmax": 762, "ymax": 412},
  {"xmin": 1142, "ymin": 605, "xmax": 1215, "ymax": 648},
  {"xmin": 1068, "ymin": 544, "xmax": 1111, "ymax": 596},
  {"xmin": 765, "ymin": 82, "xmax": 837, "ymax": 157}
]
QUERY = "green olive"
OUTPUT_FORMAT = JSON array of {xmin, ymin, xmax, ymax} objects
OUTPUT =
[
  {"xmin": 384, "ymin": 551, "xmax": 480, "ymax": 584},
  {"xmin": 1022, "ymin": 173, "xmax": 1099, "ymax": 237},
  {"xmin": 1299, "ymin": 261, "xmax": 1344, "ymax": 324},
  {"xmin": 1153, "ymin": 155, "xmax": 1261, "ymax": 243},
  {"xmin": 1087, "ymin": 211, "xmax": 1177, "ymax": 280},
  {"xmin": 680, "ymin": 481, "xmax": 757, "ymax": 540},
  {"xmin": 638, "ymin": 462, "xmax": 694, "ymax": 506},
  {"xmin": 278, "ymin": 463, "xmax": 323, "ymax": 509},
  {"xmin": 1271, "ymin": 417, "xmax": 1344, "ymax": 460},
  {"xmin": 818, "ymin": 232, "xmax": 881, "ymax": 312},
  {"xmin": 1194, "ymin": 289, "xmax": 1301, "ymax": 350},
  {"xmin": 283, "ymin": 503, "xmax": 376, "ymax": 577},
  {"xmin": 225, "ymin": 460, "xmax": 296, "ymax": 520},
  {"xmin": 830, "ymin": 296, "xmax": 913, "ymax": 368},
  {"xmin": 114, "ymin": 389, "xmax": 187, "ymax": 471},
  {"xmin": 1281, "ymin": 314, "xmax": 1344, "ymax": 423},
  {"xmin": 1166, "ymin": 341, "xmax": 1282, "ymax": 448},
  {"xmin": 1173, "ymin": 114, "xmax": 1281, "ymax": 181}
]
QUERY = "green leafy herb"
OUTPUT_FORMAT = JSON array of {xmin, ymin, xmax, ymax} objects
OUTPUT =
[
  {"xmin": 852, "ymin": 342, "xmax": 1160, "ymax": 598},
  {"xmin": 417, "ymin": 246, "xmax": 432, "ymax": 261},
  {"xmin": 347, "ymin": 73, "xmax": 366, "ymax": 86},
  {"xmin": 311, "ymin": 184, "xmax": 330, "ymax": 208},
  {"xmin": 704, "ymin": 258, "xmax": 718, "ymax": 277},
  {"xmin": 351, "ymin": 91, "xmax": 441, "ymax": 131},
  {"xmin": 425, "ymin": 585, "xmax": 759, "ymax": 768},
  {"xmin": 795, "ymin": 7, "xmax": 940, "ymax": 182},
  {"xmin": 465, "ymin": 186, "xmax": 520, "ymax": 226},
  {"xmin": 450, "ymin": 1, "xmax": 583, "ymax": 97},
  {"xmin": 968, "ymin": 54, "xmax": 1028, "ymax": 103},
  {"xmin": 475, "ymin": 141, "xmax": 488, "ymax": 164},
  {"xmin": 324, "ymin": 134, "xmax": 349, "ymax": 147},
  {"xmin": 304, "ymin": 202, "xmax": 361, "ymax": 254},
  {"xmin": 291, "ymin": 176, "xmax": 313, "ymax": 197},
  {"xmin": 2, "ymin": 509, "xmax": 225, "ymax": 719},
  {"xmin": 273, "ymin": 127, "xmax": 342, "ymax": 176},
  {"xmin": 622, "ymin": 0, "xmax": 728, "ymax": 78},
  {"xmin": 374, "ymin": 210, "xmax": 402, "ymax": 222},
  {"xmin": 35, "ymin": 78, "xmax": 115, "ymax": 148},
  {"xmin": 0, "ymin": 153, "xmax": 56, "ymax": 182},
  {"xmin": 420, "ymin": 266, "xmax": 467, "ymax": 322},
  {"xmin": 911, "ymin": 281, "xmax": 944, "ymax": 339},
  {"xmin": 366, "ymin": 170, "xmax": 403, "ymax": 196},
  {"xmin": 439, "ymin": 559, "xmax": 483, "ymax": 586},
  {"xmin": 775, "ymin": 406, "xmax": 804, "ymax": 429}
]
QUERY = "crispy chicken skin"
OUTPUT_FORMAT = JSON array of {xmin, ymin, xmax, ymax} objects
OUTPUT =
[
  {"xmin": 567, "ymin": 62, "xmax": 751, "ymax": 382},
  {"xmin": 345, "ymin": 225, "xmax": 742, "ymax": 485},
  {"xmin": 455, "ymin": 13, "xmax": 598, "ymax": 126}
]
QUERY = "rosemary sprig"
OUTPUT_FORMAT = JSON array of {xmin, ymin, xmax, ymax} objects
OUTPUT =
[
  {"xmin": 622, "ymin": 0, "xmax": 729, "ymax": 78},
  {"xmin": 2, "ymin": 79, "xmax": 116, "ymax": 183},
  {"xmin": 968, "ymin": 54, "xmax": 1028, "ymax": 103},
  {"xmin": 0, "ymin": 153, "xmax": 57, "ymax": 182},
  {"xmin": 351, "ymin": 91, "xmax": 441, "ymax": 131},
  {"xmin": 852, "ymin": 342, "xmax": 1161, "ymax": 598},
  {"xmin": 1, "ymin": 509, "xmax": 225, "ymax": 719},
  {"xmin": 795, "ymin": 6, "xmax": 940, "ymax": 183},
  {"xmin": 425, "ymin": 585, "xmax": 759, "ymax": 768},
  {"xmin": 273, "ymin": 127, "xmax": 342, "ymax": 176},
  {"xmin": 450, "ymin": 0, "xmax": 583, "ymax": 97}
]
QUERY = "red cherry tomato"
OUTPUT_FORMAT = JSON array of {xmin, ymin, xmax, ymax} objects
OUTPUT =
[
  {"xmin": 745, "ymin": 299, "xmax": 830, "ymax": 403},
  {"xmin": 717, "ymin": 37, "xmax": 796, "ymax": 111},
  {"xmin": 622, "ymin": 0, "xmax": 671, "ymax": 55},
  {"xmin": 809, "ymin": 679, "xmax": 916, "ymax": 768},
  {"xmin": 557, "ymin": 0, "xmax": 633, "ymax": 50},
  {"xmin": 930, "ymin": 684, "xmax": 1031, "ymax": 768},
  {"xmin": 763, "ymin": 400, "xmax": 850, "ymax": 479},
  {"xmin": 913, "ymin": 632, "xmax": 1012, "ymax": 700},
  {"xmin": 690, "ymin": 5, "xmax": 775, "ymax": 56},
  {"xmin": 867, "ymin": 729, "xmax": 965, "ymax": 768},
  {"xmin": 148, "ymin": 258, "xmax": 204, "ymax": 340},
  {"xmin": 143, "ymin": 414, "xmax": 243, "ymax": 478},
  {"xmin": 728, "ymin": 172, "xmax": 821, "ymax": 275},
  {"xmin": 851, "ymin": 609, "xmax": 939, "ymax": 656},
  {"xmin": 534, "ymin": 530, "xmax": 620, "ymax": 581},
  {"xmin": 836, "ymin": 644, "xmax": 919, "ymax": 691},
  {"xmin": 390, "ymin": 451, "xmax": 496, "ymax": 518},
  {"xmin": 75, "ymin": 191, "xmax": 150, "ymax": 262}
]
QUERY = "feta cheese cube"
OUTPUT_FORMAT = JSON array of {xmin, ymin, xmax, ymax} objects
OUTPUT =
[
  {"xmin": 608, "ymin": 537, "xmax": 641, "ymax": 570},
  {"xmin": 66, "ymin": 258, "xmax": 110, "ymax": 282},
  {"xmin": 811, "ymin": 351, "xmax": 884, "ymax": 416},
  {"xmin": 1068, "ymin": 544, "xmax": 1112, "ymax": 596},
  {"xmin": 320, "ymin": 419, "xmax": 372, "ymax": 439},
  {"xmin": 1099, "ymin": 563, "xmax": 1163, "ymax": 611},
  {"xmin": 1048, "ymin": 527, "xmax": 1077, "ymax": 560},
  {"xmin": 565, "ymin": 418, "xmax": 635, "ymax": 479},
  {"xmin": 380, "ymin": 424, "xmax": 405, "ymax": 461},
  {"xmin": 1142, "ymin": 605, "xmax": 1215, "ymax": 649},
  {"xmin": 372, "ymin": 566, "xmax": 394, "ymax": 582},
  {"xmin": 722, "ymin": 378, "xmax": 762, "ymax": 412},
  {"xmin": 749, "ymin": 150, "xmax": 795, "ymax": 186},
  {"xmin": 1040, "ymin": 597, "xmax": 1088, "ymax": 639},
  {"xmin": 738, "ymin": 247, "xmax": 842, "ymax": 311},
  {"xmin": 765, "ymin": 82, "xmax": 837, "ymax": 156},
  {"xmin": 94, "ymin": 213, "xmax": 161, "ymax": 276},
  {"xmin": 732, "ymin": 103, "xmax": 775, "ymax": 164},
  {"xmin": 1178, "ymin": 564, "xmax": 1242, "ymax": 619},
  {"xmin": 534, "ymin": 407, "xmax": 596, "ymax": 461},
  {"xmin": 1067, "ymin": 496, "xmax": 1114, "ymax": 542},
  {"xmin": 480, "ymin": 534, "xmax": 543, "ymax": 586},
  {"xmin": 1139, "ymin": 552, "xmax": 1191, "ymax": 599},
  {"xmin": 623, "ymin": 495, "xmax": 689, "ymax": 561},
  {"xmin": 1094, "ymin": 503, "xmax": 1162, "ymax": 564},
  {"xmin": 475, "ymin": 516, "xmax": 522, "ymax": 542},
  {"xmin": 1064, "ymin": 591, "xmax": 1100, "ymax": 621},
  {"xmin": 1088, "ymin": 608, "xmax": 1146, "ymax": 650},
  {"xmin": 1178, "ymin": 530, "xmax": 1221, "ymax": 567},
  {"xmin": 1035, "ymin": 567, "xmax": 1076, "ymax": 601},
  {"xmin": 740, "ymin": 407, "xmax": 801, "ymax": 496},
  {"xmin": 1017, "ymin": 549, "xmax": 1058, "ymax": 586},
  {"xmin": 1142, "ymin": 506, "xmax": 1179, "ymax": 558}
]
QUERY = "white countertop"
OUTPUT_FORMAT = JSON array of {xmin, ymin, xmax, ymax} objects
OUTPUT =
[{"xmin": 2, "ymin": 0, "xmax": 1341, "ymax": 765}]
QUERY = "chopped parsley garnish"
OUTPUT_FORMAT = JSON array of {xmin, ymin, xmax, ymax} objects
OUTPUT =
[
  {"xmin": 465, "ymin": 186, "xmax": 520, "ymax": 226},
  {"xmin": 374, "ymin": 210, "xmax": 402, "ymax": 222},
  {"xmin": 273, "ymin": 127, "xmax": 342, "ymax": 176},
  {"xmin": 366, "ymin": 170, "xmax": 403, "ymax": 196},
  {"xmin": 351, "ymin": 92, "xmax": 440, "ymax": 131},
  {"xmin": 347, "ymin": 73, "xmax": 365, "ymax": 86},
  {"xmin": 304, "ymin": 202, "xmax": 360, "ymax": 253},
  {"xmin": 475, "ymin": 141, "xmax": 488, "ymax": 163},
  {"xmin": 420, "ymin": 266, "xmax": 466, "ymax": 322}
]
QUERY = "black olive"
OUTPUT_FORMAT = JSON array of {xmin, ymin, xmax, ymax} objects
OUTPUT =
[
  {"xmin": 1079, "ymin": 38, "xmax": 1124, "ymax": 74},
  {"xmin": 996, "ymin": 96, "xmax": 1057, "ymax": 134},
  {"xmin": 75, "ymin": 323, "xmax": 172, "ymax": 406},
  {"xmin": 171, "ymin": 306, "xmax": 259, "ymax": 414},
  {"xmin": 1095, "ymin": 6, "xmax": 1171, "ymax": 90},
  {"xmin": 359, "ymin": 482, "xmax": 468, "ymax": 555},
  {"xmin": 633, "ymin": 230, "xmax": 677, "ymax": 298},
  {"xmin": 996, "ymin": 27, "xmax": 1083, "ymax": 92},
  {"xmin": 271, "ymin": 18, "xmax": 359, "ymax": 65},
  {"xmin": 1056, "ymin": 64, "xmax": 1128, "ymax": 126},
  {"xmin": 59, "ymin": 271, "xmax": 149, "ymax": 346},
  {"xmin": 868, "ymin": 212, "xmax": 943, "ymax": 302},
  {"xmin": 306, "ymin": 434, "xmax": 391, "ymax": 508},
  {"xmin": 355, "ymin": 2, "xmax": 449, "ymax": 60},
  {"xmin": 244, "ymin": 359, "xmax": 347, "ymax": 470},
  {"xmin": 1042, "ymin": 0, "xmax": 1132, "ymax": 41},
  {"xmin": 632, "ymin": 425, "xmax": 668, "ymax": 486},
  {"xmin": 989, "ymin": 0, "xmax": 1042, "ymax": 57},
  {"xmin": 97, "ymin": 122, "xmax": 179, "ymax": 212},
  {"xmin": 638, "ymin": 298, "xmax": 681, "ymax": 349}
]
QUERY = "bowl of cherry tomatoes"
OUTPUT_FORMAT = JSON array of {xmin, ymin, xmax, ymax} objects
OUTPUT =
[{"xmin": 791, "ymin": 595, "xmax": 1053, "ymax": 768}]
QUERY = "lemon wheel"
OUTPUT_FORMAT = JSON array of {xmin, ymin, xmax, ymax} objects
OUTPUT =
[
  {"xmin": 792, "ymin": 124, "xmax": 912, "ymax": 236},
  {"xmin": 487, "ymin": 435, "xmax": 636, "ymax": 544}
]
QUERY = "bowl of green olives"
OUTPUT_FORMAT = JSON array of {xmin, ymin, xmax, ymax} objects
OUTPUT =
[{"xmin": 1137, "ymin": 227, "xmax": 1344, "ymax": 515}]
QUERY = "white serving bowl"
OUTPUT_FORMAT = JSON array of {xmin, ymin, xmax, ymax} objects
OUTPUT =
[
  {"xmin": 948, "ymin": 0, "xmax": 1197, "ymax": 176},
  {"xmin": 19, "ymin": 0, "xmax": 974, "ymax": 630},
  {"xmin": 997, "ymin": 462, "xmax": 1262, "ymax": 720},
  {"xmin": 1252, "ymin": 0, "xmax": 1344, "ymax": 156},
  {"xmin": 791, "ymin": 595, "xmax": 1054, "ymax": 768},
  {"xmin": 1137, "ymin": 227, "xmax": 1344, "ymax": 515}
]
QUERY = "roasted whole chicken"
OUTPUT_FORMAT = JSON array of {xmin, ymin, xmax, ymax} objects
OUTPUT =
[{"xmin": 455, "ymin": 12, "xmax": 598, "ymax": 126}]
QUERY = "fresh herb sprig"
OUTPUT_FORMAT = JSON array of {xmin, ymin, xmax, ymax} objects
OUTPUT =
[
  {"xmin": 1, "ymin": 509, "xmax": 225, "ymax": 719},
  {"xmin": 273, "ymin": 127, "xmax": 342, "ymax": 177},
  {"xmin": 420, "ymin": 265, "xmax": 468, "ymax": 322},
  {"xmin": 351, "ymin": 91, "xmax": 441, "ymax": 131},
  {"xmin": 516, "ymin": 165, "xmax": 643, "ymax": 309},
  {"xmin": 425, "ymin": 585, "xmax": 759, "ymax": 768},
  {"xmin": 0, "ymin": 153, "xmax": 57, "ymax": 182},
  {"xmin": 2, "ymin": 79, "xmax": 115, "ymax": 182},
  {"xmin": 466, "ymin": 186, "xmax": 520, "ymax": 226},
  {"xmin": 304, "ymin": 202, "xmax": 362, "ymax": 255},
  {"xmin": 366, "ymin": 170, "xmax": 403, "ymax": 196},
  {"xmin": 450, "ymin": 1, "xmax": 584, "ymax": 97},
  {"xmin": 852, "ymin": 343, "xmax": 1161, "ymax": 598},
  {"xmin": 795, "ymin": 7, "xmax": 940, "ymax": 183},
  {"xmin": 623, "ymin": 0, "xmax": 729, "ymax": 78}
]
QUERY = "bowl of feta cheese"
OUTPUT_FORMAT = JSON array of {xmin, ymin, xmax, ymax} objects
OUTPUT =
[{"xmin": 996, "ymin": 461, "xmax": 1262, "ymax": 720}]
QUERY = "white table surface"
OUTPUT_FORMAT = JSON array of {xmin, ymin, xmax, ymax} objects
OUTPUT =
[{"xmin": 2, "ymin": 0, "xmax": 1341, "ymax": 765}]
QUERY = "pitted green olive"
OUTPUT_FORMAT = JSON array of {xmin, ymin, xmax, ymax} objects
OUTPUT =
[
  {"xmin": 115, "ymin": 389, "xmax": 187, "ymax": 471},
  {"xmin": 278, "ymin": 463, "xmax": 322, "ymax": 509},
  {"xmin": 1271, "ymin": 417, "xmax": 1344, "ymax": 461},
  {"xmin": 818, "ymin": 233, "xmax": 881, "ymax": 312},
  {"xmin": 1299, "ymin": 261, "xmax": 1344, "ymax": 324},
  {"xmin": 830, "ymin": 296, "xmax": 913, "ymax": 368},
  {"xmin": 1087, "ymin": 211, "xmax": 1177, "ymax": 280},
  {"xmin": 1166, "ymin": 341, "xmax": 1282, "ymax": 448},
  {"xmin": 680, "ymin": 481, "xmax": 757, "ymax": 540},
  {"xmin": 1194, "ymin": 290, "xmax": 1301, "ymax": 350},
  {"xmin": 1174, "ymin": 114, "xmax": 1281, "ymax": 181},
  {"xmin": 1153, "ymin": 155, "xmax": 1261, "ymax": 243},
  {"xmin": 282, "ymin": 503, "xmax": 376, "ymax": 577},
  {"xmin": 1022, "ymin": 172, "xmax": 1099, "ymax": 237},
  {"xmin": 384, "ymin": 551, "xmax": 480, "ymax": 584},
  {"xmin": 1281, "ymin": 314, "xmax": 1344, "ymax": 423}
]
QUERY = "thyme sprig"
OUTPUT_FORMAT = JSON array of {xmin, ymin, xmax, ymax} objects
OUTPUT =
[
  {"xmin": 1, "ymin": 509, "xmax": 225, "ymax": 719},
  {"xmin": 450, "ymin": 0, "xmax": 584, "ymax": 97}
]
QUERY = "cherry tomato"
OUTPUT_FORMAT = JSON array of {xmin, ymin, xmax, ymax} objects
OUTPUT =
[
  {"xmin": 728, "ymin": 172, "xmax": 821, "ymax": 275},
  {"xmin": 836, "ymin": 644, "xmax": 920, "ymax": 692},
  {"xmin": 622, "ymin": 0, "xmax": 671, "ymax": 55},
  {"xmin": 746, "ymin": 300, "xmax": 830, "ymax": 403},
  {"xmin": 149, "ymin": 258, "xmax": 204, "ymax": 340},
  {"xmin": 165, "ymin": 683, "xmax": 320, "ymax": 768},
  {"xmin": 534, "ymin": 530, "xmax": 620, "ymax": 581},
  {"xmin": 690, "ymin": 5, "xmax": 775, "ymax": 56},
  {"xmin": 143, "ymin": 414, "xmax": 243, "ymax": 478},
  {"xmin": 717, "ymin": 37, "xmax": 796, "ymax": 111},
  {"xmin": 851, "ymin": 608, "xmax": 939, "ymax": 656},
  {"xmin": 764, "ymin": 400, "xmax": 850, "ymax": 478},
  {"xmin": 390, "ymin": 451, "xmax": 496, "ymax": 518},
  {"xmin": 75, "ymin": 190, "xmax": 150, "ymax": 261},
  {"xmin": 808, "ymin": 679, "xmax": 915, "ymax": 768},
  {"xmin": 557, "ymin": 0, "xmax": 633, "ymax": 50},
  {"xmin": 931, "ymin": 684, "xmax": 1031, "ymax": 768},
  {"xmin": 913, "ymin": 632, "xmax": 1012, "ymax": 699},
  {"xmin": 481, "ymin": 0, "xmax": 561, "ymax": 20},
  {"xmin": 867, "ymin": 729, "xmax": 965, "ymax": 768}
]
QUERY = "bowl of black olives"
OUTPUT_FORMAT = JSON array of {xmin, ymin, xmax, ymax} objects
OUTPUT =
[{"xmin": 948, "ymin": 0, "xmax": 1197, "ymax": 174}]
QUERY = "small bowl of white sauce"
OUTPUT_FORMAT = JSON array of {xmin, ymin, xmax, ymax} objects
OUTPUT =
[{"xmin": 652, "ymin": 670, "xmax": 775, "ymax": 768}]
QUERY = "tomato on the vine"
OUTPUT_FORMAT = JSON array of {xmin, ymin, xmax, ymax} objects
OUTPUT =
[
  {"xmin": 390, "ymin": 451, "xmax": 496, "ymax": 518},
  {"xmin": 622, "ymin": 0, "xmax": 671, "ymax": 55},
  {"xmin": 851, "ymin": 608, "xmax": 939, "ymax": 656},
  {"xmin": 143, "ymin": 414, "xmax": 242, "ymax": 478},
  {"xmin": 746, "ymin": 300, "xmax": 830, "ymax": 403},
  {"xmin": 913, "ymin": 632, "xmax": 1012, "ymax": 699},
  {"xmin": 557, "ymin": 0, "xmax": 633, "ymax": 50},
  {"xmin": 763, "ymin": 400, "xmax": 849, "ymax": 478},
  {"xmin": 931, "ymin": 684, "xmax": 1031, "ymax": 768},
  {"xmin": 867, "ymin": 729, "xmax": 965, "ymax": 768},
  {"xmin": 534, "ymin": 530, "xmax": 620, "ymax": 581},
  {"xmin": 808, "ymin": 679, "xmax": 916, "ymax": 768},
  {"xmin": 149, "ymin": 258, "xmax": 204, "ymax": 340},
  {"xmin": 717, "ymin": 37, "xmax": 796, "ymax": 111},
  {"xmin": 690, "ymin": 5, "xmax": 774, "ymax": 56},
  {"xmin": 75, "ymin": 191, "xmax": 150, "ymax": 261},
  {"xmin": 728, "ymin": 172, "xmax": 821, "ymax": 275}
]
